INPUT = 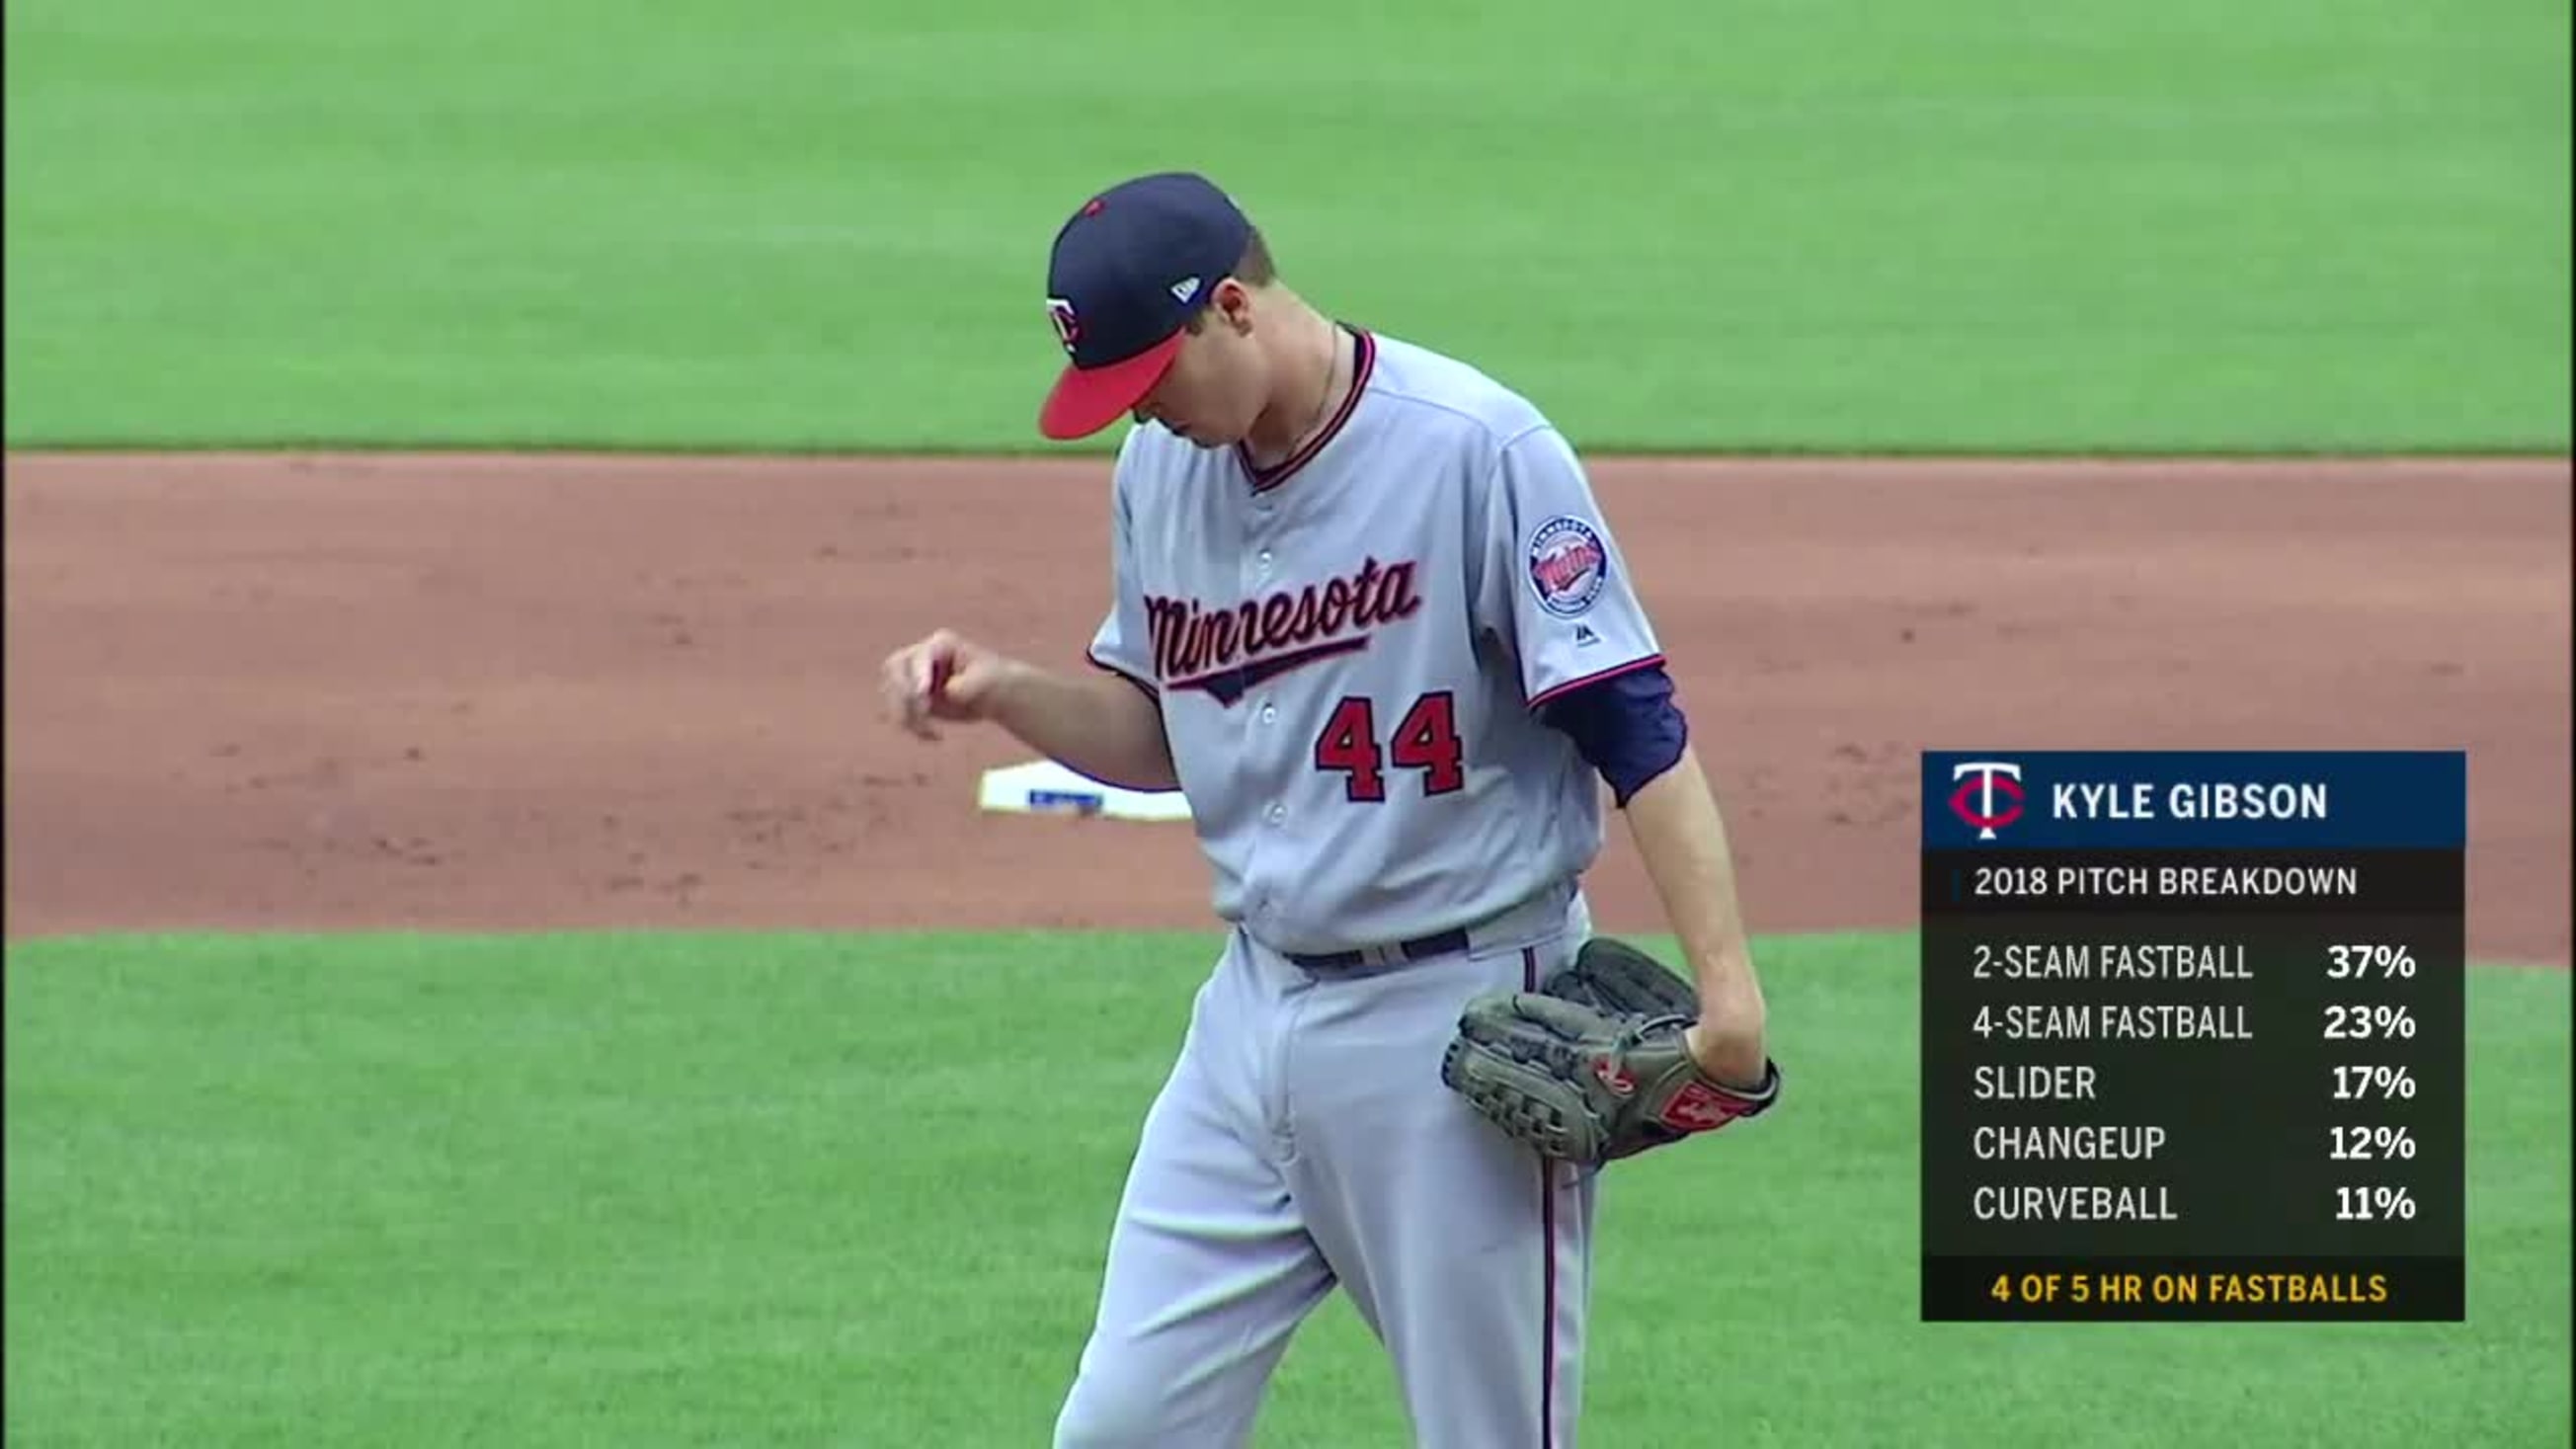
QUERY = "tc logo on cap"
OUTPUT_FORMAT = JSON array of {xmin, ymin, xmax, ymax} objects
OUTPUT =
[{"xmin": 1045, "ymin": 297, "xmax": 1081, "ymax": 354}]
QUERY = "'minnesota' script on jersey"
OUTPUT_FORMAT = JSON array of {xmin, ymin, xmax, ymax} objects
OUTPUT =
[{"xmin": 1087, "ymin": 328, "xmax": 1665, "ymax": 956}]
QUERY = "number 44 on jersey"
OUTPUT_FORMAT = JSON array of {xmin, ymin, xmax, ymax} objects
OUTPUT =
[{"xmin": 1314, "ymin": 692, "xmax": 1465, "ymax": 802}]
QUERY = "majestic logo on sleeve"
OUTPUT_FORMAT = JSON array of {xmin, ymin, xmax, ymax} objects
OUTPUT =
[
  {"xmin": 1527, "ymin": 517, "xmax": 1609, "ymax": 617},
  {"xmin": 1147, "ymin": 557, "xmax": 1422, "ymax": 705}
]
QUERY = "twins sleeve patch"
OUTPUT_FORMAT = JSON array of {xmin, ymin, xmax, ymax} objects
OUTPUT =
[{"xmin": 1525, "ymin": 516, "xmax": 1610, "ymax": 617}]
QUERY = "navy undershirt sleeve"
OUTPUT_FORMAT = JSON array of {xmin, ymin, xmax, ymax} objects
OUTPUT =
[{"xmin": 1539, "ymin": 664, "xmax": 1689, "ymax": 807}]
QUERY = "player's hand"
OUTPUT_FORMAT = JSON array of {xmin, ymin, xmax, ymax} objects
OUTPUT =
[
  {"xmin": 881, "ymin": 629, "xmax": 1015, "ymax": 740},
  {"xmin": 1684, "ymin": 1017, "xmax": 1771, "ymax": 1092}
]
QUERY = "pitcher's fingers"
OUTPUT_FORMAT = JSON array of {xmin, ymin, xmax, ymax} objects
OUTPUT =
[
  {"xmin": 897, "ymin": 664, "xmax": 942, "ymax": 739},
  {"xmin": 880, "ymin": 653, "xmax": 918, "ymax": 724}
]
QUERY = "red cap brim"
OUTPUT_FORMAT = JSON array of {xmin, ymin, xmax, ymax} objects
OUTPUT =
[{"xmin": 1038, "ymin": 333, "xmax": 1184, "ymax": 441}]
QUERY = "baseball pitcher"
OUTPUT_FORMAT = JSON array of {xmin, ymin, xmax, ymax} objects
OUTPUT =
[{"xmin": 879, "ymin": 171, "xmax": 1781, "ymax": 1448}]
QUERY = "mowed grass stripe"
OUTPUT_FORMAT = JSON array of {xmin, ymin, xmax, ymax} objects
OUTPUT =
[
  {"xmin": 5, "ymin": 0, "xmax": 2567, "ymax": 450},
  {"xmin": 5, "ymin": 930, "xmax": 2567, "ymax": 1446}
]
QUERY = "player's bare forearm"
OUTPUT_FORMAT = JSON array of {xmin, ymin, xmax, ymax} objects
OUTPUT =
[
  {"xmin": 983, "ymin": 661, "xmax": 1180, "ymax": 792},
  {"xmin": 1621, "ymin": 745, "xmax": 1770, "ymax": 1085},
  {"xmin": 882, "ymin": 629, "xmax": 1179, "ymax": 791}
]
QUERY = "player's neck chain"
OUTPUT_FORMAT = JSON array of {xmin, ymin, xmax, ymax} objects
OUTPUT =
[
  {"xmin": 1252, "ymin": 323, "xmax": 1348, "ymax": 473},
  {"xmin": 1300, "ymin": 323, "xmax": 1347, "ymax": 447}
]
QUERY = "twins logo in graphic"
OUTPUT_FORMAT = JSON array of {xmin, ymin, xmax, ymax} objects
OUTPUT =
[{"xmin": 1949, "ymin": 761, "xmax": 2024, "ymax": 841}]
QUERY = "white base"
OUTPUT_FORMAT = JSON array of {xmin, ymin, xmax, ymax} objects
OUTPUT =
[{"xmin": 977, "ymin": 759, "xmax": 1194, "ymax": 824}]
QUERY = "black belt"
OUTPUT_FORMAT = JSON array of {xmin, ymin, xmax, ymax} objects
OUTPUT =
[{"xmin": 1288, "ymin": 927, "xmax": 1471, "ymax": 972}]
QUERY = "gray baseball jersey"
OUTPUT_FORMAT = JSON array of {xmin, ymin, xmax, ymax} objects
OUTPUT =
[
  {"xmin": 1085, "ymin": 328, "xmax": 1663, "ymax": 956},
  {"xmin": 1057, "ymin": 326, "xmax": 1648, "ymax": 1448}
]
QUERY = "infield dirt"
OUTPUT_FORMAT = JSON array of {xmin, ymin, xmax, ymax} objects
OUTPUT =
[{"xmin": 6, "ymin": 454, "xmax": 2567, "ymax": 964}]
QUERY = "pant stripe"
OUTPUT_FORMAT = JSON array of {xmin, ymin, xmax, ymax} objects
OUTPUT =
[{"xmin": 1523, "ymin": 945, "xmax": 1559, "ymax": 1448}]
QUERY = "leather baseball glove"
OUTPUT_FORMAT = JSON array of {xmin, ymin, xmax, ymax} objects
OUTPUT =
[
  {"xmin": 1440, "ymin": 937, "xmax": 1782, "ymax": 1166},
  {"xmin": 1539, "ymin": 934, "xmax": 1704, "ymax": 1019}
]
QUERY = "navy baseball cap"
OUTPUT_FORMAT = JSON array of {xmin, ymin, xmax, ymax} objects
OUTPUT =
[{"xmin": 1038, "ymin": 172, "xmax": 1254, "ymax": 440}]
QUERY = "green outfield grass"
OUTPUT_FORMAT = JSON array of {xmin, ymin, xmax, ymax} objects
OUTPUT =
[
  {"xmin": 6, "ymin": 929, "xmax": 2566, "ymax": 1446},
  {"xmin": 5, "ymin": 0, "xmax": 2568, "ymax": 453}
]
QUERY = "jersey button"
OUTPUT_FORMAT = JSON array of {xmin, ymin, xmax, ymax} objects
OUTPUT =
[
  {"xmin": 1266, "ymin": 804, "xmax": 1287, "ymax": 826},
  {"xmin": 1260, "ymin": 702, "xmax": 1278, "ymax": 724}
]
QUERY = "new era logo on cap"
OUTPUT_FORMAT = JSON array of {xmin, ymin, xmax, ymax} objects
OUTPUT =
[{"xmin": 1035, "ymin": 173, "xmax": 1253, "ymax": 441}]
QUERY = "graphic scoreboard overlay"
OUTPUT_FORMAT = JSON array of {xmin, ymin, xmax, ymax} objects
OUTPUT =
[{"xmin": 1919, "ymin": 751, "xmax": 2466, "ymax": 1322}]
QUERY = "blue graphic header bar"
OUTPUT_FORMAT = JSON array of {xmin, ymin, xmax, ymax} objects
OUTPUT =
[{"xmin": 1920, "ymin": 751, "xmax": 2464, "ymax": 849}]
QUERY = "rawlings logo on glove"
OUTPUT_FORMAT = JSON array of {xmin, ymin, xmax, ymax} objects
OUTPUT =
[{"xmin": 1439, "ymin": 936, "xmax": 1781, "ymax": 1165}]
